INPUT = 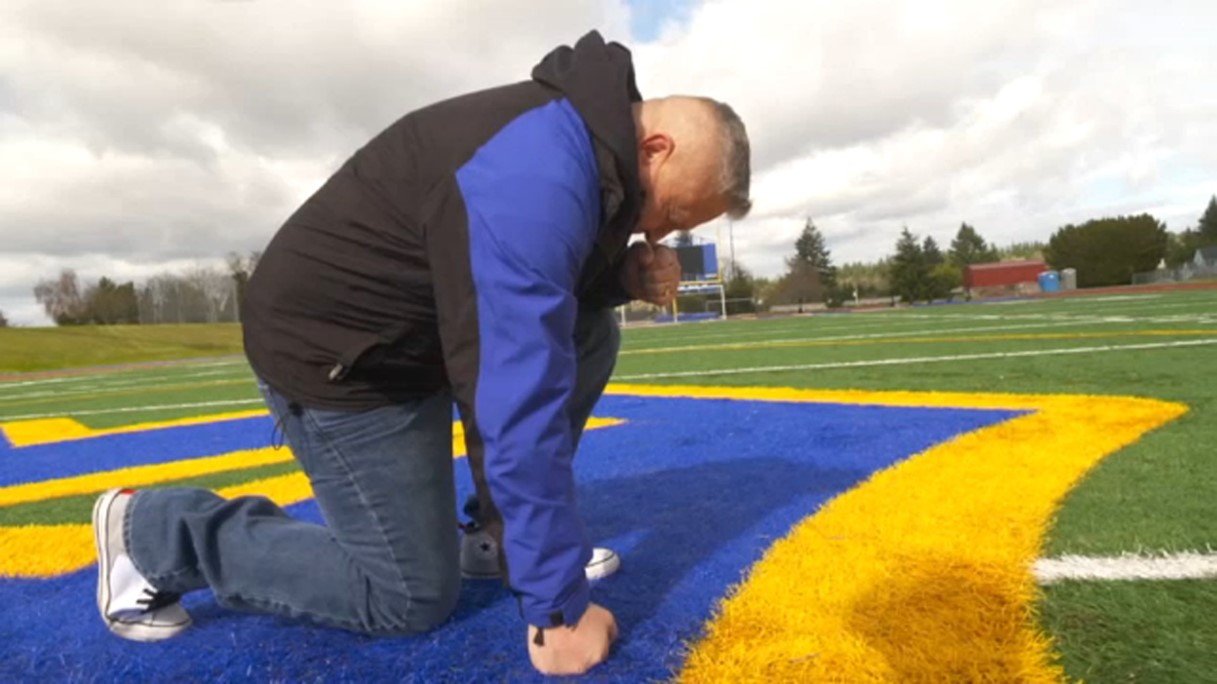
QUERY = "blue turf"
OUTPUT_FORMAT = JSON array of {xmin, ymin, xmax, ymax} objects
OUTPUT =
[
  {"xmin": 0, "ymin": 418, "xmax": 279, "ymax": 486},
  {"xmin": 0, "ymin": 395, "xmax": 1022, "ymax": 682}
]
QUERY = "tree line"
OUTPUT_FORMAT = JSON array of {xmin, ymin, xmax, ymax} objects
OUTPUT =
[
  {"xmin": 30, "ymin": 252, "xmax": 260, "ymax": 326},
  {"xmin": 10, "ymin": 196, "xmax": 1215, "ymax": 326},
  {"xmin": 722, "ymin": 194, "xmax": 1216, "ymax": 307}
]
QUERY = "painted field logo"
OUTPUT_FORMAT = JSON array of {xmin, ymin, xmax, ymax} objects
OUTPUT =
[{"xmin": 0, "ymin": 385, "xmax": 1185, "ymax": 682}]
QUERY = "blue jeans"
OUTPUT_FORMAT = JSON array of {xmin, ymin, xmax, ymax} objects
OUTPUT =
[{"xmin": 126, "ymin": 308, "xmax": 620, "ymax": 635}]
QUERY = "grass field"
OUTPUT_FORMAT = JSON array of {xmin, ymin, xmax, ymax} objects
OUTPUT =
[
  {"xmin": 2, "ymin": 287, "xmax": 1216, "ymax": 680},
  {"xmin": 0, "ymin": 323, "xmax": 242, "ymax": 373}
]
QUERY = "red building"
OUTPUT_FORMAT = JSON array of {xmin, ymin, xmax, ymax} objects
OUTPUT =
[{"xmin": 964, "ymin": 260, "xmax": 1047, "ymax": 289}]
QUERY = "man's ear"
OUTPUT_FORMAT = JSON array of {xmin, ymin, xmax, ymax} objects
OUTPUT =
[{"xmin": 639, "ymin": 133, "xmax": 674, "ymax": 166}]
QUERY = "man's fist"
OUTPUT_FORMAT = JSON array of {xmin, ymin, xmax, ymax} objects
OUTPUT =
[
  {"xmin": 620, "ymin": 241, "xmax": 682, "ymax": 307},
  {"xmin": 527, "ymin": 603, "xmax": 618, "ymax": 676}
]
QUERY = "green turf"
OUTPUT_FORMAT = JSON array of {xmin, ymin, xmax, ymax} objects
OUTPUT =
[
  {"xmin": 2, "ymin": 287, "xmax": 1215, "ymax": 679},
  {"xmin": 0, "ymin": 323, "xmax": 243, "ymax": 372},
  {"xmin": 1040, "ymin": 580, "xmax": 1217, "ymax": 682}
]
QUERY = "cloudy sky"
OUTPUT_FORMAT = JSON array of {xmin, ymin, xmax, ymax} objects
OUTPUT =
[{"xmin": 2, "ymin": 0, "xmax": 1213, "ymax": 325}]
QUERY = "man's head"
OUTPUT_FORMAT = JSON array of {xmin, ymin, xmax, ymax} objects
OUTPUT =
[{"xmin": 632, "ymin": 96, "xmax": 751, "ymax": 243}]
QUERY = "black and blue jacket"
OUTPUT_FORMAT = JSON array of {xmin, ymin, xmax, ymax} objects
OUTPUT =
[{"xmin": 242, "ymin": 31, "xmax": 643, "ymax": 627}]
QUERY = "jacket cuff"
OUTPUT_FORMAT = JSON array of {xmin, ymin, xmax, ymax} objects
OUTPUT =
[
  {"xmin": 520, "ymin": 576, "xmax": 591, "ymax": 628},
  {"xmin": 579, "ymin": 259, "xmax": 633, "ymax": 310}
]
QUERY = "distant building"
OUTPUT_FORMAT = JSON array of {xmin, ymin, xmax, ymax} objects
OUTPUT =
[
  {"xmin": 1194, "ymin": 246, "xmax": 1217, "ymax": 268},
  {"xmin": 964, "ymin": 260, "xmax": 1048, "ymax": 291}
]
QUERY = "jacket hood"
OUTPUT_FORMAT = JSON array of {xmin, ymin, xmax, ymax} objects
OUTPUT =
[{"xmin": 532, "ymin": 31, "xmax": 642, "ymax": 229}]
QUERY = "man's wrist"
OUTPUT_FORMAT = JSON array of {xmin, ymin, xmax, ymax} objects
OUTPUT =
[{"xmin": 520, "ymin": 575, "xmax": 591, "ymax": 628}]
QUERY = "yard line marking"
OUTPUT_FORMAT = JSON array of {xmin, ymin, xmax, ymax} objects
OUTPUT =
[
  {"xmin": 622, "ymin": 312, "xmax": 1217, "ymax": 351},
  {"xmin": 1035, "ymin": 552, "xmax": 1217, "ymax": 583},
  {"xmin": 614, "ymin": 338, "xmax": 1217, "ymax": 380},
  {"xmin": 624, "ymin": 319, "xmax": 1092, "ymax": 353},
  {"xmin": 0, "ymin": 367, "xmax": 254, "ymax": 402},
  {"xmin": 1056, "ymin": 295, "xmax": 1163, "ymax": 303},
  {"xmin": 885, "ymin": 299, "xmax": 1211, "ymax": 321},
  {"xmin": 0, "ymin": 398, "xmax": 265, "ymax": 422},
  {"xmin": 0, "ymin": 358, "xmax": 247, "ymax": 389},
  {"xmin": 0, "ymin": 378, "xmax": 254, "ymax": 409},
  {"xmin": 623, "ymin": 326, "xmax": 1216, "ymax": 356}
]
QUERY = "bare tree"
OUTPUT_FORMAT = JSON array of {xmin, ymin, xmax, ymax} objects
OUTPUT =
[
  {"xmin": 33, "ymin": 269, "xmax": 87, "ymax": 325},
  {"xmin": 226, "ymin": 250, "xmax": 261, "ymax": 321}
]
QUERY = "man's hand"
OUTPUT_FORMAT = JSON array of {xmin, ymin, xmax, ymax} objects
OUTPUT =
[
  {"xmin": 620, "ymin": 241, "xmax": 681, "ymax": 307},
  {"xmin": 527, "ymin": 603, "xmax": 618, "ymax": 676}
]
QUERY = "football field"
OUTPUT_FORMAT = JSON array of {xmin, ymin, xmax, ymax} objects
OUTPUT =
[{"xmin": 2, "ymin": 287, "xmax": 1215, "ymax": 681}]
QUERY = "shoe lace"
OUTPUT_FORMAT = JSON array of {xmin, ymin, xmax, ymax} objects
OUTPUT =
[{"xmin": 135, "ymin": 587, "xmax": 182, "ymax": 612}]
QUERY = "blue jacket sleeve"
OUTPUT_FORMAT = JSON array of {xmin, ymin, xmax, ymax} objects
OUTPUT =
[{"xmin": 453, "ymin": 99, "xmax": 601, "ymax": 627}]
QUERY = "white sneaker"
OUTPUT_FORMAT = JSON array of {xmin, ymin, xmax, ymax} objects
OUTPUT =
[
  {"xmin": 93, "ymin": 488, "xmax": 192, "ymax": 642},
  {"xmin": 584, "ymin": 547, "xmax": 621, "ymax": 581},
  {"xmin": 459, "ymin": 524, "xmax": 621, "ymax": 581}
]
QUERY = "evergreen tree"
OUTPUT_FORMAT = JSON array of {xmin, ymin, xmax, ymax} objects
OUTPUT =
[
  {"xmin": 1199, "ymin": 195, "xmax": 1217, "ymax": 244},
  {"xmin": 1045, "ymin": 214, "xmax": 1168, "ymax": 287},
  {"xmin": 769, "ymin": 260, "xmax": 824, "ymax": 311},
  {"xmin": 949, "ymin": 223, "xmax": 999, "ymax": 268},
  {"xmin": 723, "ymin": 260, "xmax": 758, "ymax": 314},
  {"xmin": 920, "ymin": 237, "xmax": 957, "ymax": 301},
  {"xmin": 84, "ymin": 277, "xmax": 139, "ymax": 325},
  {"xmin": 1166, "ymin": 229, "xmax": 1204, "ymax": 268},
  {"xmin": 889, "ymin": 228, "xmax": 927, "ymax": 304},
  {"xmin": 922, "ymin": 236, "xmax": 944, "ymax": 266},
  {"xmin": 0, "ymin": 310, "xmax": 8, "ymax": 327},
  {"xmin": 792, "ymin": 218, "xmax": 838, "ymax": 298}
]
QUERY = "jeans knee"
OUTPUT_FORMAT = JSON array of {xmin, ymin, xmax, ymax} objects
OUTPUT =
[{"xmin": 371, "ymin": 573, "xmax": 459, "ymax": 635}]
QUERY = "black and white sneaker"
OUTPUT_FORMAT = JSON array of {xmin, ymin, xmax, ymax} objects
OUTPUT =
[
  {"xmin": 458, "ymin": 522, "xmax": 621, "ymax": 581},
  {"xmin": 93, "ymin": 488, "xmax": 191, "ymax": 642}
]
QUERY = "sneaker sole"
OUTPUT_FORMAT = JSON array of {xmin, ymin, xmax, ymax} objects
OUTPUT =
[
  {"xmin": 92, "ymin": 488, "xmax": 121, "ymax": 623},
  {"xmin": 585, "ymin": 550, "xmax": 621, "ymax": 582},
  {"xmin": 92, "ymin": 489, "xmax": 191, "ymax": 642}
]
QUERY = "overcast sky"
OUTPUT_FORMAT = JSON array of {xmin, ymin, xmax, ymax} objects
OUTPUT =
[{"xmin": 2, "ymin": 0, "xmax": 1213, "ymax": 325}]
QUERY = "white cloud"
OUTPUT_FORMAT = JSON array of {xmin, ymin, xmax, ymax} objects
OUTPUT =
[
  {"xmin": 636, "ymin": 0, "xmax": 1217, "ymax": 272},
  {"xmin": 2, "ymin": 0, "xmax": 1214, "ymax": 325}
]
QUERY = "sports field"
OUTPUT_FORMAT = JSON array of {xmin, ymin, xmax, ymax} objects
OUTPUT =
[{"xmin": 2, "ymin": 287, "xmax": 1215, "ymax": 681}]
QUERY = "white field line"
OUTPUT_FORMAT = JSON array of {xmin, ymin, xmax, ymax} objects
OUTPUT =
[
  {"xmin": 625, "ymin": 299, "xmax": 1216, "ymax": 345},
  {"xmin": 0, "ymin": 367, "xmax": 253, "ymax": 403},
  {"xmin": 884, "ymin": 299, "xmax": 1212, "ymax": 321},
  {"xmin": 624, "ymin": 312, "xmax": 1217, "ymax": 351},
  {"xmin": 0, "ymin": 398, "xmax": 266, "ymax": 422},
  {"xmin": 1035, "ymin": 552, "xmax": 1217, "ymax": 583},
  {"xmin": 621, "ymin": 318, "xmax": 1143, "ymax": 356},
  {"xmin": 1054, "ymin": 294, "xmax": 1162, "ymax": 303},
  {"xmin": 612, "ymin": 338, "xmax": 1217, "ymax": 381},
  {"xmin": 0, "ymin": 358, "xmax": 247, "ymax": 389}
]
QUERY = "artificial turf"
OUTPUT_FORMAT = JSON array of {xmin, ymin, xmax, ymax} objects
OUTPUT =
[
  {"xmin": 2, "ymin": 286, "xmax": 1215, "ymax": 680},
  {"xmin": 1, "ymin": 393, "xmax": 1019, "ymax": 681}
]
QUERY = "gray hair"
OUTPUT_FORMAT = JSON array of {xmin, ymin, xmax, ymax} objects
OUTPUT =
[{"xmin": 704, "ymin": 99, "xmax": 752, "ymax": 219}]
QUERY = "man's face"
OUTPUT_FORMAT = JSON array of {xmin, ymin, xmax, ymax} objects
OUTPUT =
[{"xmin": 635, "ymin": 134, "xmax": 728, "ymax": 244}]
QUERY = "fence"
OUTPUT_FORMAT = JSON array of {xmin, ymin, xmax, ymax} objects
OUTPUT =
[{"xmin": 1131, "ymin": 263, "xmax": 1217, "ymax": 286}]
